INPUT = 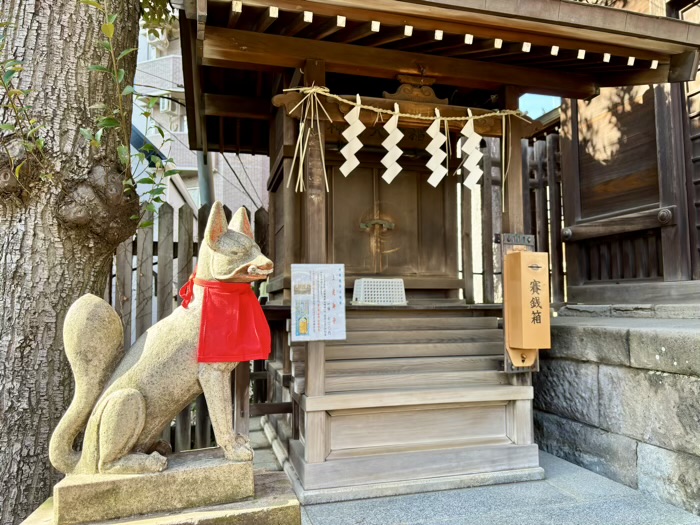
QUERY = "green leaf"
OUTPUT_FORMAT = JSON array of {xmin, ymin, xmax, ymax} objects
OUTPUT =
[
  {"xmin": 150, "ymin": 187, "xmax": 166, "ymax": 195},
  {"xmin": 117, "ymin": 144, "xmax": 129, "ymax": 167},
  {"xmin": 2, "ymin": 69, "xmax": 16, "ymax": 84},
  {"xmin": 140, "ymin": 220, "xmax": 154, "ymax": 228},
  {"xmin": 156, "ymin": 126, "xmax": 164, "ymax": 139},
  {"xmin": 80, "ymin": 0, "xmax": 104, "ymax": 10},
  {"xmin": 36, "ymin": 137, "xmax": 45, "ymax": 151},
  {"xmin": 99, "ymin": 40, "xmax": 112, "ymax": 52},
  {"xmin": 0, "ymin": 123, "xmax": 15, "ymax": 132},
  {"xmin": 164, "ymin": 169, "xmax": 179, "ymax": 176},
  {"xmin": 138, "ymin": 177, "xmax": 155, "ymax": 185},
  {"xmin": 79, "ymin": 128, "xmax": 94, "ymax": 141},
  {"xmin": 27, "ymin": 125, "xmax": 42, "ymax": 137},
  {"xmin": 95, "ymin": 128, "xmax": 104, "ymax": 144},
  {"xmin": 88, "ymin": 64, "xmax": 111, "ymax": 74},
  {"xmin": 117, "ymin": 48, "xmax": 138, "ymax": 61},
  {"xmin": 14, "ymin": 159, "xmax": 25, "ymax": 179},
  {"xmin": 98, "ymin": 117, "xmax": 120, "ymax": 128},
  {"xmin": 107, "ymin": 13, "xmax": 118, "ymax": 24},
  {"xmin": 116, "ymin": 69, "xmax": 125, "ymax": 84},
  {"xmin": 101, "ymin": 23, "xmax": 115, "ymax": 39},
  {"xmin": 122, "ymin": 85, "xmax": 135, "ymax": 96},
  {"xmin": 88, "ymin": 102, "xmax": 107, "ymax": 110},
  {"xmin": 147, "ymin": 97, "xmax": 159, "ymax": 109},
  {"xmin": 146, "ymin": 202, "xmax": 157, "ymax": 213}
]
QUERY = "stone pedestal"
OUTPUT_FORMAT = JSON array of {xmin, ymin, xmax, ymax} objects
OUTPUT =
[
  {"xmin": 54, "ymin": 449, "xmax": 254, "ymax": 525},
  {"xmin": 22, "ymin": 467, "xmax": 299, "ymax": 525}
]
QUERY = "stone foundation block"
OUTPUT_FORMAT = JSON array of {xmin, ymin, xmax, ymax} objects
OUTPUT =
[
  {"xmin": 629, "ymin": 326, "xmax": 700, "ymax": 377},
  {"xmin": 638, "ymin": 443, "xmax": 700, "ymax": 515},
  {"xmin": 558, "ymin": 305, "xmax": 612, "ymax": 317},
  {"xmin": 653, "ymin": 305, "xmax": 700, "ymax": 319},
  {"xmin": 534, "ymin": 411, "xmax": 638, "ymax": 487},
  {"xmin": 550, "ymin": 321, "xmax": 630, "ymax": 366},
  {"xmin": 599, "ymin": 366, "xmax": 700, "ymax": 457},
  {"xmin": 53, "ymin": 449, "xmax": 254, "ymax": 525},
  {"xmin": 534, "ymin": 359, "xmax": 599, "ymax": 426}
]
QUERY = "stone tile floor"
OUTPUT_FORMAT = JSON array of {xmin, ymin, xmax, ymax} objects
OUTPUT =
[{"xmin": 249, "ymin": 419, "xmax": 700, "ymax": 525}]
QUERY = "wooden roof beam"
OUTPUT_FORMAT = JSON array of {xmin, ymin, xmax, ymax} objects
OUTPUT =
[
  {"xmin": 313, "ymin": 0, "xmax": 699, "ymax": 55},
  {"xmin": 280, "ymin": 10, "xmax": 313, "ymax": 37},
  {"xmin": 203, "ymin": 27, "xmax": 599, "ymax": 98},
  {"xmin": 444, "ymin": 38, "xmax": 503, "ymax": 57},
  {"xmin": 363, "ymin": 24, "xmax": 413, "ymax": 47},
  {"xmin": 304, "ymin": 15, "xmax": 347, "ymax": 40},
  {"xmin": 340, "ymin": 20, "xmax": 381, "ymax": 44},
  {"xmin": 227, "ymin": 1, "xmax": 243, "ymax": 29},
  {"xmin": 204, "ymin": 94, "xmax": 272, "ymax": 120},
  {"xmin": 251, "ymin": 6, "xmax": 279, "ymax": 33},
  {"xmin": 237, "ymin": 0, "xmax": 673, "ymax": 64}
]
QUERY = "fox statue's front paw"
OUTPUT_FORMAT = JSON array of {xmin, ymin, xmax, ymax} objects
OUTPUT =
[
  {"xmin": 147, "ymin": 451, "xmax": 168, "ymax": 472},
  {"xmin": 222, "ymin": 434, "xmax": 254, "ymax": 462}
]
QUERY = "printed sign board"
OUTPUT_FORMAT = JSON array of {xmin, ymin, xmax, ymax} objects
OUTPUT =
[{"xmin": 291, "ymin": 264, "xmax": 346, "ymax": 342}]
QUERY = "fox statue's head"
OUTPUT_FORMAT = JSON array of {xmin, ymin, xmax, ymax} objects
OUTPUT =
[{"xmin": 196, "ymin": 202, "xmax": 273, "ymax": 283}]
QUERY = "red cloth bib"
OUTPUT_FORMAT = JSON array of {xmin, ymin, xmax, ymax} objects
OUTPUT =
[{"xmin": 179, "ymin": 273, "xmax": 271, "ymax": 363}]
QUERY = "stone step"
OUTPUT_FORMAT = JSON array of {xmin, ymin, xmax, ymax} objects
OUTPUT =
[{"xmin": 550, "ymin": 317, "xmax": 700, "ymax": 376}]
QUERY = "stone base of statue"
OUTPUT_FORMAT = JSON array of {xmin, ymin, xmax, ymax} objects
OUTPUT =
[{"xmin": 22, "ymin": 449, "xmax": 300, "ymax": 525}]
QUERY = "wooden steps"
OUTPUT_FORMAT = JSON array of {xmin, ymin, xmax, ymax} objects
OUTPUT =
[
  {"xmin": 345, "ymin": 317, "xmax": 498, "ymax": 331},
  {"xmin": 302, "ymin": 385, "xmax": 533, "ymax": 411},
  {"xmin": 290, "ymin": 309, "xmax": 505, "ymax": 396},
  {"xmin": 327, "ymin": 329, "xmax": 503, "ymax": 346}
]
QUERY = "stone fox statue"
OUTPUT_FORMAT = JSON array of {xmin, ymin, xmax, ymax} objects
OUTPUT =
[{"xmin": 49, "ymin": 202, "xmax": 273, "ymax": 475}]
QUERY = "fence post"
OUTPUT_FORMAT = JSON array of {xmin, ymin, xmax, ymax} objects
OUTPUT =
[
  {"xmin": 175, "ymin": 205, "xmax": 194, "ymax": 452},
  {"xmin": 135, "ymin": 206, "xmax": 154, "ymax": 339},
  {"xmin": 547, "ymin": 133, "xmax": 565, "ymax": 304},
  {"xmin": 115, "ymin": 238, "xmax": 133, "ymax": 349}
]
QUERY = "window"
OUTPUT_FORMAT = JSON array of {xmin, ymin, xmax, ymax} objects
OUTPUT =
[{"xmin": 187, "ymin": 186, "xmax": 200, "ymax": 207}]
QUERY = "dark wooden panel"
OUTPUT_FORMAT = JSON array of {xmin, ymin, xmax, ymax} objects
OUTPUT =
[
  {"xmin": 418, "ymin": 175, "xmax": 448, "ymax": 275},
  {"xmin": 330, "ymin": 166, "xmax": 375, "ymax": 274},
  {"xmin": 577, "ymin": 86, "xmax": 660, "ymax": 220},
  {"xmin": 379, "ymin": 171, "xmax": 420, "ymax": 274}
]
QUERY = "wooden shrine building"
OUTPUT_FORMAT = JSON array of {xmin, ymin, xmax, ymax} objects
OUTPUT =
[{"xmin": 174, "ymin": 0, "xmax": 700, "ymax": 501}]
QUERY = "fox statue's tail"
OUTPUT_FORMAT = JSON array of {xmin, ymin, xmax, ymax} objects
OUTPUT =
[{"xmin": 49, "ymin": 294, "xmax": 124, "ymax": 474}]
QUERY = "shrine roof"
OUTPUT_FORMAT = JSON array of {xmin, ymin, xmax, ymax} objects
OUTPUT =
[{"xmin": 174, "ymin": 0, "xmax": 700, "ymax": 154}]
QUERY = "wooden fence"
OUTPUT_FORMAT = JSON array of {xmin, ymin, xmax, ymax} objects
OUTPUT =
[{"xmin": 462, "ymin": 133, "xmax": 565, "ymax": 305}]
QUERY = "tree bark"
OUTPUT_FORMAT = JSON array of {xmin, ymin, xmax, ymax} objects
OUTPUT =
[{"xmin": 0, "ymin": 1, "xmax": 140, "ymax": 523}]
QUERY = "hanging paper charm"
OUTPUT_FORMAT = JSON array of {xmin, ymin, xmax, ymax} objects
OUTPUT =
[
  {"xmin": 340, "ymin": 94, "xmax": 365, "ymax": 177},
  {"xmin": 426, "ymin": 108, "xmax": 448, "ymax": 187},
  {"xmin": 381, "ymin": 103, "xmax": 404, "ymax": 184},
  {"xmin": 460, "ymin": 109, "xmax": 484, "ymax": 190}
]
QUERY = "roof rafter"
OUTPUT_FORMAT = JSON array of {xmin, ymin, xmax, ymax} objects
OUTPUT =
[{"xmin": 203, "ymin": 27, "xmax": 601, "ymax": 98}]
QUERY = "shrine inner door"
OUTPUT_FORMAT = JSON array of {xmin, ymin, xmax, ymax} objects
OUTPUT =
[{"xmin": 327, "ymin": 158, "xmax": 460, "ymax": 301}]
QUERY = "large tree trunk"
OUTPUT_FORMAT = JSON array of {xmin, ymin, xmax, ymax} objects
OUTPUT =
[{"xmin": 0, "ymin": 1, "xmax": 140, "ymax": 523}]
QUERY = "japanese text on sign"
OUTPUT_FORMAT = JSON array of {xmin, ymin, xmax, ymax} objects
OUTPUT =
[
  {"xmin": 291, "ymin": 264, "xmax": 346, "ymax": 342},
  {"xmin": 530, "ymin": 279, "xmax": 542, "ymax": 325}
]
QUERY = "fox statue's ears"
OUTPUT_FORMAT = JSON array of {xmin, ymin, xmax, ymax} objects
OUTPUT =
[
  {"xmin": 204, "ymin": 202, "xmax": 228, "ymax": 246},
  {"xmin": 204, "ymin": 202, "xmax": 254, "ymax": 246},
  {"xmin": 229, "ymin": 207, "xmax": 254, "ymax": 240}
]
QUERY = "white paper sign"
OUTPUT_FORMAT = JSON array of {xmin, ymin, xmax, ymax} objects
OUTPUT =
[{"xmin": 291, "ymin": 264, "xmax": 346, "ymax": 342}]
